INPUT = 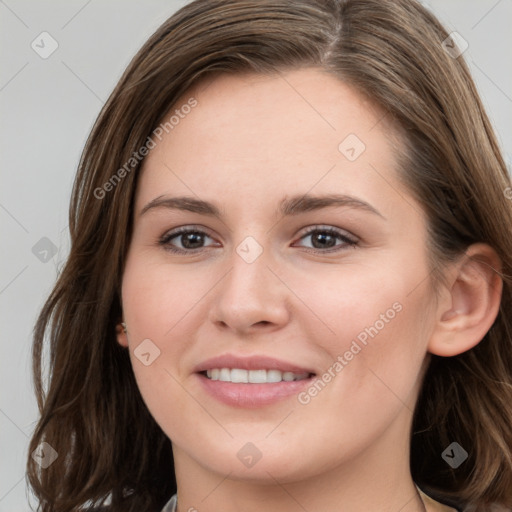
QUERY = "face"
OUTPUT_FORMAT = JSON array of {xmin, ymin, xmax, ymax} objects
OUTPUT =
[{"xmin": 119, "ymin": 68, "xmax": 438, "ymax": 483}]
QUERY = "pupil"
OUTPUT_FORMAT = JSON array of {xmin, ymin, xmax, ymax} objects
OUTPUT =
[
  {"xmin": 183, "ymin": 232, "xmax": 203, "ymax": 249},
  {"xmin": 313, "ymin": 232, "xmax": 335, "ymax": 248}
]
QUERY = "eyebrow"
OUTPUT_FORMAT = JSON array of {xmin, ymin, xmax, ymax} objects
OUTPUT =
[{"xmin": 140, "ymin": 193, "xmax": 385, "ymax": 219}]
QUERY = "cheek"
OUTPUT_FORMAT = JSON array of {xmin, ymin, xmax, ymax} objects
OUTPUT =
[
  {"xmin": 121, "ymin": 255, "xmax": 208, "ymax": 343},
  {"xmin": 292, "ymin": 284, "xmax": 432, "ymax": 468},
  {"xmin": 304, "ymin": 257, "xmax": 433, "ymax": 405},
  {"xmin": 299, "ymin": 262, "xmax": 424, "ymax": 348},
  {"xmin": 120, "ymin": 259, "xmax": 198, "ymax": 435},
  {"xmin": 120, "ymin": 254, "xmax": 232, "ymax": 424}
]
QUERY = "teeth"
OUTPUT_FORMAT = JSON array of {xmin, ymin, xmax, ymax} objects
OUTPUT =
[
  {"xmin": 267, "ymin": 369, "xmax": 282, "ymax": 383},
  {"xmin": 205, "ymin": 368, "xmax": 310, "ymax": 383},
  {"xmin": 231, "ymin": 369, "xmax": 248, "ymax": 383},
  {"xmin": 248, "ymin": 369, "xmax": 266, "ymax": 383},
  {"xmin": 219, "ymin": 368, "xmax": 231, "ymax": 382}
]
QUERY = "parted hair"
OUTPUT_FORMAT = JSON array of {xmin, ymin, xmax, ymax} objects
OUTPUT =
[{"xmin": 27, "ymin": 0, "xmax": 512, "ymax": 510}]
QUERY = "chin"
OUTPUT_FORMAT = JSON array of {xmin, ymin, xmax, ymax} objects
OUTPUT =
[{"xmin": 193, "ymin": 440, "xmax": 317, "ymax": 483}]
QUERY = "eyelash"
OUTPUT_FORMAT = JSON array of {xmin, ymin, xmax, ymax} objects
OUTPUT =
[{"xmin": 158, "ymin": 225, "xmax": 358, "ymax": 255}]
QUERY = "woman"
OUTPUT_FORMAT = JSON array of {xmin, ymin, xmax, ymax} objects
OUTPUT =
[{"xmin": 27, "ymin": 0, "xmax": 512, "ymax": 511}]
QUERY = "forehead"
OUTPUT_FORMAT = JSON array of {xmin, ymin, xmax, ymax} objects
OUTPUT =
[{"xmin": 136, "ymin": 68, "xmax": 406, "ymax": 217}]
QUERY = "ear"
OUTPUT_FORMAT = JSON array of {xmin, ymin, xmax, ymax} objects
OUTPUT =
[
  {"xmin": 116, "ymin": 321, "xmax": 129, "ymax": 348},
  {"xmin": 428, "ymin": 243, "xmax": 503, "ymax": 357}
]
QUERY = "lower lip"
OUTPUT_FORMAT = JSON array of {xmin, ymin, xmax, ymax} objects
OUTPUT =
[{"xmin": 196, "ymin": 373, "xmax": 315, "ymax": 408}]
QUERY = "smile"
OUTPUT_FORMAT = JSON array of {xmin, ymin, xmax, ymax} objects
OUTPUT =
[{"xmin": 194, "ymin": 354, "xmax": 317, "ymax": 407}]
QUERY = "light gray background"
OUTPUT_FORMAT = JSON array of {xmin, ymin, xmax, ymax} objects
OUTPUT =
[{"xmin": 1, "ymin": 0, "xmax": 511, "ymax": 510}]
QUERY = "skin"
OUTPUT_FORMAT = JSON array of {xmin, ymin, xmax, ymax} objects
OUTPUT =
[{"xmin": 117, "ymin": 68, "xmax": 502, "ymax": 512}]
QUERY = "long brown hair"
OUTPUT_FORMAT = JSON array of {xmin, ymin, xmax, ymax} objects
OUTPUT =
[{"xmin": 27, "ymin": 0, "xmax": 512, "ymax": 510}]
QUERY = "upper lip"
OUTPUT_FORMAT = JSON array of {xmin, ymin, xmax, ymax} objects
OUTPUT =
[{"xmin": 193, "ymin": 354, "xmax": 315, "ymax": 374}]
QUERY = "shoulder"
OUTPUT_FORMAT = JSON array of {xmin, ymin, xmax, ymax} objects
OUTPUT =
[
  {"xmin": 418, "ymin": 487, "xmax": 462, "ymax": 512},
  {"xmin": 161, "ymin": 493, "xmax": 177, "ymax": 512},
  {"xmin": 81, "ymin": 496, "xmax": 176, "ymax": 512}
]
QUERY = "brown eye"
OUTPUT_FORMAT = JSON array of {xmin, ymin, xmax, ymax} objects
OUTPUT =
[
  {"xmin": 159, "ymin": 227, "xmax": 218, "ymax": 254},
  {"xmin": 295, "ymin": 226, "xmax": 358, "ymax": 253}
]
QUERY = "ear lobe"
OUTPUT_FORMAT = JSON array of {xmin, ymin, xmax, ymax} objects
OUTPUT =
[
  {"xmin": 116, "ymin": 321, "xmax": 129, "ymax": 348},
  {"xmin": 428, "ymin": 243, "xmax": 503, "ymax": 357}
]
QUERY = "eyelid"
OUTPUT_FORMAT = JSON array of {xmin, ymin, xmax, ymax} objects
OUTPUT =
[{"xmin": 295, "ymin": 224, "xmax": 358, "ymax": 243}]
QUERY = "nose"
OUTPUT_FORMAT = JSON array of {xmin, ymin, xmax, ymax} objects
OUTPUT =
[{"xmin": 208, "ymin": 242, "xmax": 291, "ymax": 335}]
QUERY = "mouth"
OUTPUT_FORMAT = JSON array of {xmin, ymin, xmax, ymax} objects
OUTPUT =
[{"xmin": 194, "ymin": 354, "xmax": 317, "ymax": 408}]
